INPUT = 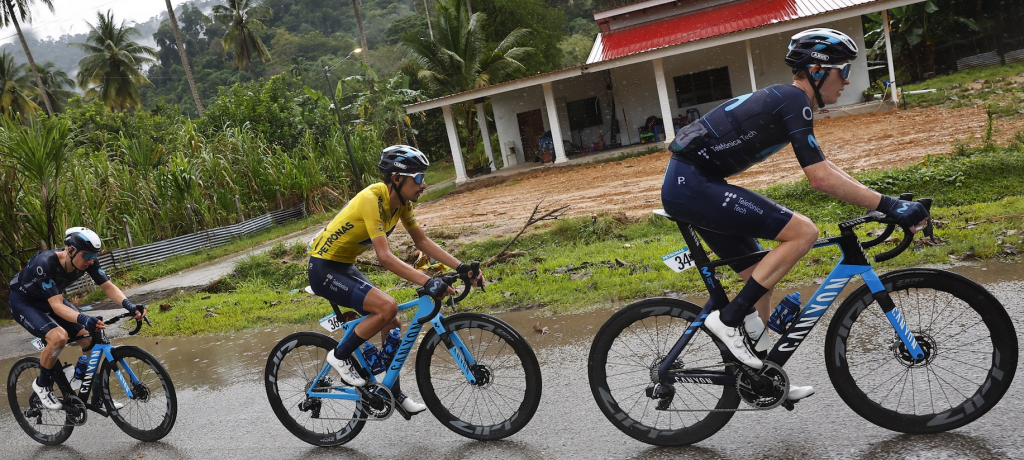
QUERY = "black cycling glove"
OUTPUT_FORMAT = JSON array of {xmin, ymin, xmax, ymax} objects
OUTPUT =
[
  {"xmin": 122, "ymin": 299, "xmax": 145, "ymax": 315},
  {"xmin": 424, "ymin": 277, "xmax": 449, "ymax": 299},
  {"xmin": 77, "ymin": 313, "xmax": 99, "ymax": 332},
  {"xmin": 877, "ymin": 194, "xmax": 929, "ymax": 229}
]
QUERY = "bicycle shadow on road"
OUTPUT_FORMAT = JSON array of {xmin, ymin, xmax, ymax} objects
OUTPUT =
[
  {"xmin": 288, "ymin": 446, "xmax": 372, "ymax": 460},
  {"xmin": 860, "ymin": 432, "xmax": 1005, "ymax": 459},
  {"xmin": 628, "ymin": 444, "xmax": 728, "ymax": 460},
  {"xmin": 442, "ymin": 439, "xmax": 545, "ymax": 460}
]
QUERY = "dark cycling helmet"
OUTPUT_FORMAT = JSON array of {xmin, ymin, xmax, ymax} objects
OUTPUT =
[
  {"xmin": 64, "ymin": 227, "xmax": 102, "ymax": 252},
  {"xmin": 784, "ymin": 28, "xmax": 858, "ymax": 70},
  {"xmin": 377, "ymin": 145, "xmax": 430, "ymax": 175}
]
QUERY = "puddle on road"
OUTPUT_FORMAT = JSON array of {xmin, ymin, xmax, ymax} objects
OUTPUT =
[{"xmin": 2, "ymin": 260, "xmax": 1020, "ymax": 400}]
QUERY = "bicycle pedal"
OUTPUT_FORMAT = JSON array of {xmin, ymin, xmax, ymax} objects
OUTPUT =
[
  {"xmin": 782, "ymin": 400, "xmax": 795, "ymax": 411},
  {"xmin": 395, "ymin": 403, "xmax": 412, "ymax": 421}
]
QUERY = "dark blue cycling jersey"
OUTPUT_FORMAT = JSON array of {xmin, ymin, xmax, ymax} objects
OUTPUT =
[
  {"xmin": 9, "ymin": 250, "xmax": 110, "ymax": 301},
  {"xmin": 669, "ymin": 84, "xmax": 825, "ymax": 178}
]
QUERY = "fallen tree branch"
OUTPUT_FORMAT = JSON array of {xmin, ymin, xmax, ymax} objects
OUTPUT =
[{"xmin": 484, "ymin": 198, "xmax": 569, "ymax": 267}]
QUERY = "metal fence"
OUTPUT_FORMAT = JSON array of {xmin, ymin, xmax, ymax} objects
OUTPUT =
[{"xmin": 65, "ymin": 204, "xmax": 307, "ymax": 295}]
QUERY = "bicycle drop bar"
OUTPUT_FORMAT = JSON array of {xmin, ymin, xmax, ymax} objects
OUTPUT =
[{"xmin": 413, "ymin": 262, "xmax": 479, "ymax": 325}]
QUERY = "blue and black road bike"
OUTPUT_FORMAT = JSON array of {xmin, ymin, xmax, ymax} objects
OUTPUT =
[
  {"xmin": 588, "ymin": 195, "xmax": 1017, "ymax": 446},
  {"xmin": 7, "ymin": 313, "xmax": 177, "ymax": 445},
  {"xmin": 264, "ymin": 263, "xmax": 542, "ymax": 446}
]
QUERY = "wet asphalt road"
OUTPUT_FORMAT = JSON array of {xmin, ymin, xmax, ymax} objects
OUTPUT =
[{"xmin": 1, "ymin": 263, "xmax": 1023, "ymax": 459}]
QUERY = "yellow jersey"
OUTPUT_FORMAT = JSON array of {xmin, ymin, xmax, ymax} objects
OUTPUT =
[{"xmin": 309, "ymin": 183, "xmax": 419, "ymax": 263}]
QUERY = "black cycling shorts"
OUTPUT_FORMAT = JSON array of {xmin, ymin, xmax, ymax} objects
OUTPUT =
[
  {"xmin": 661, "ymin": 157, "xmax": 794, "ymax": 273},
  {"xmin": 307, "ymin": 257, "xmax": 375, "ymax": 315},
  {"xmin": 8, "ymin": 290, "xmax": 84, "ymax": 339}
]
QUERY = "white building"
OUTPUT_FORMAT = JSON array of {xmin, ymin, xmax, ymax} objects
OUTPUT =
[{"xmin": 406, "ymin": 0, "xmax": 917, "ymax": 184}]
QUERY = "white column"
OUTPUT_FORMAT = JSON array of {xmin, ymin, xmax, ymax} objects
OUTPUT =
[
  {"xmin": 882, "ymin": 9, "xmax": 898, "ymax": 109},
  {"xmin": 542, "ymin": 82, "xmax": 567, "ymax": 163},
  {"xmin": 475, "ymin": 100, "xmax": 497, "ymax": 171},
  {"xmin": 652, "ymin": 58, "xmax": 675, "ymax": 144},
  {"xmin": 442, "ymin": 104, "xmax": 468, "ymax": 184},
  {"xmin": 746, "ymin": 40, "xmax": 757, "ymax": 92}
]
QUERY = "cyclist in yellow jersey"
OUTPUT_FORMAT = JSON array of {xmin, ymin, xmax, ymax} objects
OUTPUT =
[{"xmin": 308, "ymin": 145, "xmax": 484, "ymax": 414}]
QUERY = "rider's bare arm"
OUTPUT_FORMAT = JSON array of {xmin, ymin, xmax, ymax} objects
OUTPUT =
[
  {"xmin": 803, "ymin": 160, "xmax": 882, "ymax": 209},
  {"xmin": 47, "ymin": 295, "xmax": 106, "ymax": 330}
]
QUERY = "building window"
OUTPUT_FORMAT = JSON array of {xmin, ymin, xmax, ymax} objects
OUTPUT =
[
  {"xmin": 566, "ymin": 97, "xmax": 602, "ymax": 131},
  {"xmin": 674, "ymin": 67, "xmax": 732, "ymax": 108}
]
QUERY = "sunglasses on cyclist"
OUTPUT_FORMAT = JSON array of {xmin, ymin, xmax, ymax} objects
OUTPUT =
[
  {"xmin": 817, "ymin": 62, "xmax": 852, "ymax": 80},
  {"xmin": 81, "ymin": 252, "xmax": 98, "ymax": 261},
  {"xmin": 394, "ymin": 172, "xmax": 426, "ymax": 184}
]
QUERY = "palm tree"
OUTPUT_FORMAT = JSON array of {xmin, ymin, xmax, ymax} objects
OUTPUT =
[
  {"xmin": 72, "ymin": 11, "xmax": 158, "ymax": 111},
  {"xmin": 211, "ymin": 0, "xmax": 272, "ymax": 81},
  {"xmin": 0, "ymin": 50, "xmax": 39, "ymax": 118},
  {"xmin": 402, "ymin": 0, "xmax": 530, "ymax": 153},
  {"xmin": 165, "ymin": 0, "xmax": 204, "ymax": 116},
  {"xmin": 350, "ymin": 0, "xmax": 371, "ymax": 68},
  {"xmin": 0, "ymin": 0, "xmax": 55, "ymax": 116},
  {"xmin": 32, "ymin": 61, "xmax": 73, "ymax": 112}
]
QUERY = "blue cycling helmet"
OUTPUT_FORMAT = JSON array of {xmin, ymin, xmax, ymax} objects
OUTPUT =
[
  {"xmin": 784, "ymin": 28, "xmax": 858, "ymax": 69},
  {"xmin": 378, "ymin": 145, "xmax": 430, "ymax": 175},
  {"xmin": 64, "ymin": 227, "xmax": 102, "ymax": 252}
]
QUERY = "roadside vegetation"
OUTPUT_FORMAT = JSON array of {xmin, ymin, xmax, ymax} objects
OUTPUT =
[{"xmin": 138, "ymin": 138, "xmax": 1024, "ymax": 336}]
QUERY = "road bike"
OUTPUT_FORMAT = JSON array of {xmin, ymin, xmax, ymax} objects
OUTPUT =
[
  {"xmin": 7, "ymin": 312, "xmax": 178, "ymax": 445},
  {"xmin": 588, "ymin": 195, "xmax": 1017, "ymax": 446},
  {"xmin": 264, "ymin": 262, "xmax": 542, "ymax": 446}
]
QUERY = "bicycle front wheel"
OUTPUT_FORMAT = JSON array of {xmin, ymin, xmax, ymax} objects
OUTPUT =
[
  {"xmin": 7, "ymin": 357, "xmax": 74, "ymax": 445},
  {"xmin": 588, "ymin": 298, "xmax": 739, "ymax": 447},
  {"xmin": 100, "ymin": 346, "xmax": 177, "ymax": 442},
  {"xmin": 825, "ymin": 268, "xmax": 1018, "ymax": 433},
  {"xmin": 264, "ymin": 331, "xmax": 365, "ymax": 446},
  {"xmin": 416, "ymin": 313, "xmax": 542, "ymax": 441}
]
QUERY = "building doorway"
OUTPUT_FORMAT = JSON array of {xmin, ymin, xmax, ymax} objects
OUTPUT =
[{"xmin": 516, "ymin": 109, "xmax": 544, "ymax": 163}]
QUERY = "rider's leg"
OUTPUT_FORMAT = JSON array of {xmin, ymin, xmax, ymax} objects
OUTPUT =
[
  {"xmin": 717, "ymin": 213, "xmax": 818, "ymax": 327},
  {"xmin": 39, "ymin": 327, "xmax": 68, "ymax": 382}
]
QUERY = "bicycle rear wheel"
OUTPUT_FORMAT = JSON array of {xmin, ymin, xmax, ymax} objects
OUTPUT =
[
  {"xmin": 7, "ymin": 357, "xmax": 74, "ymax": 445},
  {"xmin": 416, "ymin": 313, "xmax": 542, "ymax": 441},
  {"xmin": 264, "ymin": 331, "xmax": 366, "ymax": 446},
  {"xmin": 100, "ymin": 346, "xmax": 177, "ymax": 441},
  {"xmin": 825, "ymin": 268, "xmax": 1017, "ymax": 433},
  {"xmin": 588, "ymin": 298, "xmax": 739, "ymax": 447}
]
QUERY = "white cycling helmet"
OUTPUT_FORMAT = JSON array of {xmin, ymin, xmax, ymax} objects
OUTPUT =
[{"xmin": 64, "ymin": 227, "xmax": 102, "ymax": 252}]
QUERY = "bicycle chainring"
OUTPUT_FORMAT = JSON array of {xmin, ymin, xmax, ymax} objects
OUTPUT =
[
  {"xmin": 736, "ymin": 361, "xmax": 788, "ymax": 410},
  {"xmin": 360, "ymin": 383, "xmax": 394, "ymax": 420},
  {"xmin": 64, "ymin": 395, "xmax": 88, "ymax": 426}
]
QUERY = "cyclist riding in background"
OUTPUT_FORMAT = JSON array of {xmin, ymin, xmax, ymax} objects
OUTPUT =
[
  {"xmin": 307, "ymin": 144, "xmax": 484, "ymax": 414},
  {"xmin": 8, "ymin": 227, "xmax": 147, "ymax": 410},
  {"xmin": 660, "ymin": 28, "xmax": 928, "ymax": 399}
]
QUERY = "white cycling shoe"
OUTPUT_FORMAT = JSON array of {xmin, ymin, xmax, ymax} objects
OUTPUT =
[
  {"xmin": 788, "ymin": 384, "xmax": 815, "ymax": 401},
  {"xmin": 704, "ymin": 310, "xmax": 764, "ymax": 369},
  {"xmin": 32, "ymin": 380, "xmax": 63, "ymax": 410},
  {"xmin": 326, "ymin": 353, "xmax": 367, "ymax": 387},
  {"xmin": 397, "ymin": 392, "xmax": 427, "ymax": 414}
]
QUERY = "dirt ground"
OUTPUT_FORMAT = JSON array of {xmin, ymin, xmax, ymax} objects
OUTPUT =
[{"xmin": 414, "ymin": 106, "xmax": 1024, "ymax": 240}]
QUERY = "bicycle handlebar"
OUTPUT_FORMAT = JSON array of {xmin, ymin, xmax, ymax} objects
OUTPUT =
[
  {"xmin": 853, "ymin": 194, "xmax": 933, "ymax": 263},
  {"xmin": 100, "ymin": 312, "xmax": 152, "ymax": 336},
  {"xmin": 415, "ymin": 261, "xmax": 482, "ymax": 325}
]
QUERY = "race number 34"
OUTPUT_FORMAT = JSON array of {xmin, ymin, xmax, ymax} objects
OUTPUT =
[{"xmin": 662, "ymin": 247, "xmax": 695, "ymax": 273}]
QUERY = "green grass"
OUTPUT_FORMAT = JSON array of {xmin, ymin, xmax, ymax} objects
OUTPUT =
[
  {"xmin": 424, "ymin": 161, "xmax": 456, "ymax": 186},
  {"xmin": 904, "ymin": 61, "xmax": 1024, "ymax": 115},
  {"xmin": 136, "ymin": 141, "xmax": 1024, "ymax": 336},
  {"xmin": 420, "ymin": 182, "xmax": 457, "ymax": 203}
]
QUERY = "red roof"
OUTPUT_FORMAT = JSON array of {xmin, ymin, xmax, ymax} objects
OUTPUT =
[{"xmin": 590, "ymin": 0, "xmax": 877, "ymax": 63}]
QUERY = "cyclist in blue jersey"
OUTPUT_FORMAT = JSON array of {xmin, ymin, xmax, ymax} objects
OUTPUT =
[
  {"xmin": 8, "ymin": 227, "xmax": 146, "ymax": 410},
  {"xmin": 661, "ymin": 28, "xmax": 928, "ymax": 400}
]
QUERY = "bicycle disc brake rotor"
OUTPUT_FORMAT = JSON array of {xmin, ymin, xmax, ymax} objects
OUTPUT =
[
  {"xmin": 360, "ymin": 383, "xmax": 394, "ymax": 420},
  {"xmin": 470, "ymin": 363, "xmax": 492, "ymax": 387},
  {"xmin": 736, "ymin": 361, "xmax": 788, "ymax": 410},
  {"xmin": 891, "ymin": 331, "xmax": 936, "ymax": 367}
]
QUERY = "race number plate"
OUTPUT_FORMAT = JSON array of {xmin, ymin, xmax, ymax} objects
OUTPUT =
[
  {"xmin": 30, "ymin": 337, "xmax": 45, "ymax": 351},
  {"xmin": 319, "ymin": 313, "xmax": 343, "ymax": 332},
  {"xmin": 662, "ymin": 247, "xmax": 695, "ymax": 273}
]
